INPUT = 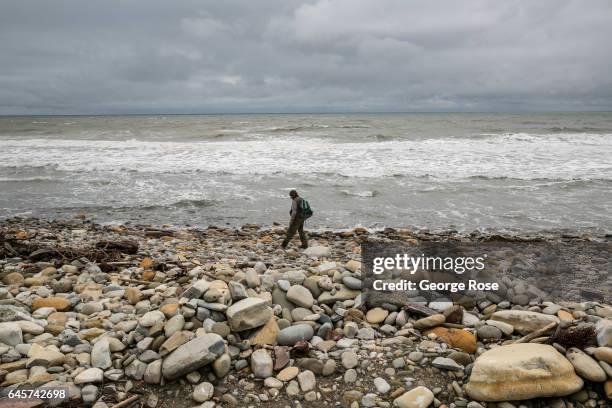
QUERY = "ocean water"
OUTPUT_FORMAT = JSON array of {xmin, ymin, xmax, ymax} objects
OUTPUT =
[{"xmin": 0, "ymin": 113, "xmax": 611, "ymax": 233}]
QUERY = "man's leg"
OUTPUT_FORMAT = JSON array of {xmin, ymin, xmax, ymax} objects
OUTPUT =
[
  {"xmin": 298, "ymin": 220, "xmax": 308, "ymax": 248},
  {"xmin": 282, "ymin": 222, "xmax": 298, "ymax": 248}
]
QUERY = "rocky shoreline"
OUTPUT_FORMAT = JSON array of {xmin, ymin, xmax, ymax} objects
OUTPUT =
[{"xmin": 0, "ymin": 217, "xmax": 611, "ymax": 408}]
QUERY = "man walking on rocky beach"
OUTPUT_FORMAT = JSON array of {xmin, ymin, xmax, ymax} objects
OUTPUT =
[{"xmin": 282, "ymin": 189, "xmax": 309, "ymax": 249}]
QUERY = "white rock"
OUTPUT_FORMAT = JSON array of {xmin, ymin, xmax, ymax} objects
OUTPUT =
[
  {"xmin": 393, "ymin": 386, "xmax": 434, "ymax": 408},
  {"xmin": 303, "ymin": 246, "xmax": 331, "ymax": 258},
  {"xmin": 193, "ymin": 382, "xmax": 214, "ymax": 402},
  {"xmin": 0, "ymin": 322, "xmax": 23, "ymax": 346},
  {"xmin": 91, "ymin": 337, "xmax": 112, "ymax": 369},
  {"xmin": 374, "ymin": 377, "xmax": 391, "ymax": 394},
  {"xmin": 251, "ymin": 349, "xmax": 273, "ymax": 378},
  {"xmin": 297, "ymin": 369, "xmax": 316, "ymax": 392},
  {"xmin": 75, "ymin": 367, "xmax": 104, "ymax": 384},
  {"xmin": 286, "ymin": 285, "xmax": 314, "ymax": 308},
  {"xmin": 226, "ymin": 297, "xmax": 273, "ymax": 332},
  {"xmin": 139, "ymin": 311, "xmax": 165, "ymax": 327}
]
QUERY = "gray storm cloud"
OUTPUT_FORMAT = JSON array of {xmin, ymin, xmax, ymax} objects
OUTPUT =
[{"xmin": 1, "ymin": 0, "xmax": 611, "ymax": 114}]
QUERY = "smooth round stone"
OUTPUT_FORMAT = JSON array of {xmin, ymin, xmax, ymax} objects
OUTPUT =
[
  {"xmin": 366, "ymin": 308, "xmax": 389, "ymax": 324},
  {"xmin": 408, "ymin": 351, "xmax": 423, "ymax": 362},
  {"xmin": 291, "ymin": 308, "xmax": 312, "ymax": 321},
  {"xmin": 342, "ymin": 276, "xmax": 362, "ymax": 290},
  {"xmin": 362, "ymin": 393, "xmax": 377, "ymax": 407},
  {"xmin": 277, "ymin": 324, "xmax": 314, "ymax": 346},
  {"xmin": 193, "ymin": 382, "xmax": 214, "ymax": 402},
  {"xmin": 414, "ymin": 314, "xmax": 445, "ymax": 330},
  {"xmin": 344, "ymin": 369, "xmax": 357, "ymax": 383},
  {"xmin": 394, "ymin": 386, "xmax": 434, "ymax": 408},
  {"xmin": 286, "ymin": 285, "xmax": 314, "ymax": 308},
  {"xmin": 276, "ymin": 366, "xmax": 299, "ymax": 382},
  {"xmin": 164, "ymin": 314, "xmax": 185, "ymax": 337},
  {"xmin": 341, "ymin": 351, "xmax": 358, "ymax": 369},
  {"xmin": 477, "ymin": 325, "xmax": 502, "ymax": 341},
  {"xmin": 374, "ymin": 377, "xmax": 391, "ymax": 394},
  {"xmin": 485, "ymin": 320, "xmax": 514, "ymax": 335},
  {"xmin": 566, "ymin": 347, "xmax": 607, "ymax": 382},
  {"xmin": 277, "ymin": 280, "xmax": 290, "ymax": 291},
  {"xmin": 245, "ymin": 269, "xmax": 261, "ymax": 288},
  {"xmin": 322, "ymin": 359, "xmax": 336, "ymax": 376},
  {"xmin": 75, "ymin": 367, "xmax": 104, "ymax": 384},
  {"xmin": 264, "ymin": 377, "xmax": 283, "ymax": 388},
  {"xmin": 139, "ymin": 311, "xmax": 165, "ymax": 327},
  {"xmin": 357, "ymin": 327, "xmax": 375, "ymax": 340},
  {"xmin": 490, "ymin": 310, "xmax": 559, "ymax": 335},
  {"xmin": 81, "ymin": 385, "xmax": 99, "ymax": 404},
  {"xmin": 593, "ymin": 347, "xmax": 612, "ymax": 364}
]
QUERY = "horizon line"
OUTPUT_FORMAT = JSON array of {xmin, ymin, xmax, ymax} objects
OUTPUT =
[{"xmin": 2, "ymin": 110, "xmax": 612, "ymax": 117}]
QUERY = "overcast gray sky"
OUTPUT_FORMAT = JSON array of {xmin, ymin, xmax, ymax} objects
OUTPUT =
[{"xmin": 1, "ymin": 0, "xmax": 612, "ymax": 114}]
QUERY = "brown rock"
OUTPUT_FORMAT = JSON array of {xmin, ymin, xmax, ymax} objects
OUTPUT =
[
  {"xmin": 344, "ymin": 309, "xmax": 365, "ymax": 323},
  {"xmin": 140, "ymin": 257, "xmax": 154, "ymax": 269},
  {"xmin": 142, "ymin": 270, "xmax": 156, "ymax": 281},
  {"xmin": 273, "ymin": 346, "xmax": 289, "ymax": 370},
  {"xmin": 366, "ymin": 307, "xmax": 389, "ymax": 324},
  {"xmin": 124, "ymin": 287, "xmax": 142, "ymax": 305},
  {"xmin": 160, "ymin": 303, "xmax": 180, "ymax": 318},
  {"xmin": 414, "ymin": 314, "xmax": 446, "ymax": 330},
  {"xmin": 0, "ymin": 399, "xmax": 45, "ymax": 408},
  {"xmin": 32, "ymin": 297, "xmax": 71, "ymax": 311},
  {"xmin": 78, "ymin": 328, "xmax": 105, "ymax": 341},
  {"xmin": 466, "ymin": 344, "xmax": 584, "ymax": 401},
  {"xmin": 3, "ymin": 272, "xmax": 24, "ymax": 285},
  {"xmin": 594, "ymin": 347, "xmax": 612, "ymax": 364},
  {"xmin": 424, "ymin": 327, "xmax": 477, "ymax": 353},
  {"xmin": 48, "ymin": 312, "xmax": 67, "ymax": 327},
  {"xmin": 491, "ymin": 310, "xmax": 559, "ymax": 335},
  {"xmin": 24, "ymin": 277, "xmax": 46, "ymax": 287},
  {"xmin": 276, "ymin": 366, "xmax": 299, "ymax": 381},
  {"xmin": 557, "ymin": 310, "xmax": 574, "ymax": 322},
  {"xmin": 604, "ymin": 380, "xmax": 612, "ymax": 399},
  {"xmin": 443, "ymin": 305, "xmax": 464, "ymax": 324},
  {"xmin": 40, "ymin": 267, "xmax": 57, "ymax": 276},
  {"xmin": 250, "ymin": 318, "xmax": 279, "ymax": 346}
]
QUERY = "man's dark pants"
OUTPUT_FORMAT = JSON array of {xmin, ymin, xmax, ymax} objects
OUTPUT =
[{"xmin": 282, "ymin": 218, "xmax": 308, "ymax": 248}]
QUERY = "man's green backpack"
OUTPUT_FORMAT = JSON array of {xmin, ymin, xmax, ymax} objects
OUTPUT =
[{"xmin": 300, "ymin": 198, "xmax": 313, "ymax": 219}]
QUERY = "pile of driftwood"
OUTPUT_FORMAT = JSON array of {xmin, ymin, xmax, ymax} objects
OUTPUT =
[{"xmin": 1, "ymin": 229, "xmax": 138, "ymax": 270}]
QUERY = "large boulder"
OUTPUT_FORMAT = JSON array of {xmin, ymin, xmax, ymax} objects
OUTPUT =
[
  {"xmin": 162, "ymin": 333, "xmax": 225, "ymax": 380},
  {"xmin": 490, "ymin": 310, "xmax": 559, "ymax": 335},
  {"xmin": 465, "ymin": 343, "xmax": 583, "ymax": 401},
  {"xmin": 226, "ymin": 297, "xmax": 272, "ymax": 332}
]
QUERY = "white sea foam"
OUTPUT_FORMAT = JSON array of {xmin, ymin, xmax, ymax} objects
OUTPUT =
[{"xmin": 1, "ymin": 133, "xmax": 610, "ymax": 181}]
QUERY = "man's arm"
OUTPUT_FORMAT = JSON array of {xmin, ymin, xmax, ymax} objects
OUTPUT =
[{"xmin": 290, "ymin": 198, "xmax": 299, "ymax": 223}]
